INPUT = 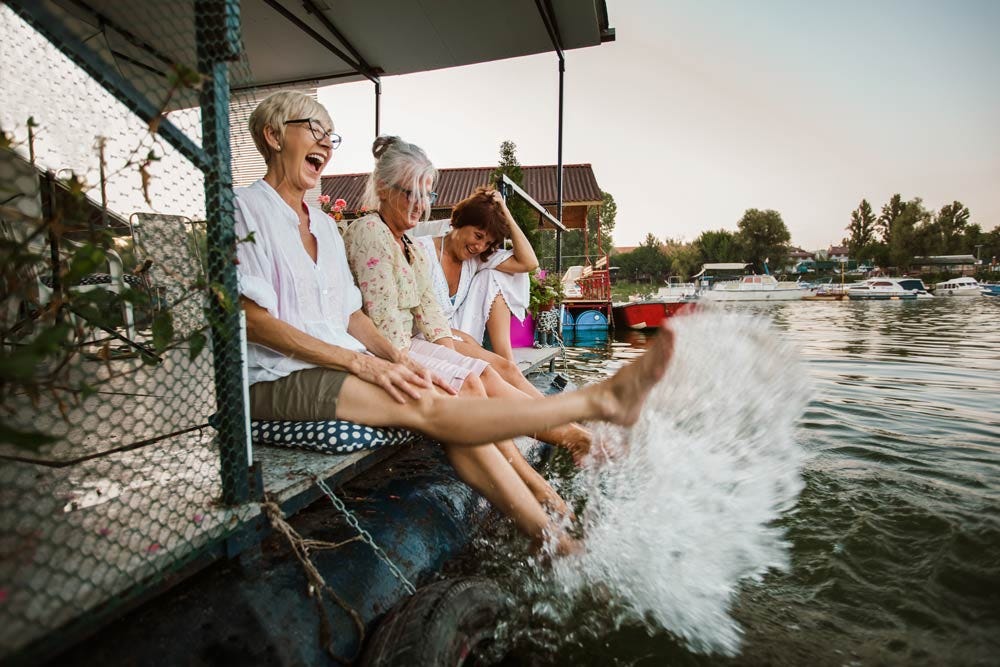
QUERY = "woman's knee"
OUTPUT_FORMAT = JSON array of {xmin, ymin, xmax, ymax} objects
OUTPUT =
[{"xmin": 460, "ymin": 373, "xmax": 487, "ymax": 397}]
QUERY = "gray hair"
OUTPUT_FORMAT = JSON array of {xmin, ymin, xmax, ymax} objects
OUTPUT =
[
  {"xmin": 362, "ymin": 136, "xmax": 436, "ymax": 221},
  {"xmin": 248, "ymin": 91, "xmax": 333, "ymax": 165}
]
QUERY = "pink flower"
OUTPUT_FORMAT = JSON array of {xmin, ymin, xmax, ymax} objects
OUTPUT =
[
  {"xmin": 333, "ymin": 198, "xmax": 347, "ymax": 211},
  {"xmin": 192, "ymin": 514, "xmax": 204, "ymax": 525},
  {"xmin": 317, "ymin": 194, "xmax": 331, "ymax": 205},
  {"xmin": 366, "ymin": 257, "xmax": 379, "ymax": 269},
  {"xmin": 98, "ymin": 527, "xmax": 111, "ymax": 536},
  {"xmin": 146, "ymin": 543, "xmax": 161, "ymax": 554}
]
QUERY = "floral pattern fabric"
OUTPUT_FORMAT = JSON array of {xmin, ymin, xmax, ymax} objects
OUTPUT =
[{"xmin": 341, "ymin": 213, "xmax": 452, "ymax": 349}]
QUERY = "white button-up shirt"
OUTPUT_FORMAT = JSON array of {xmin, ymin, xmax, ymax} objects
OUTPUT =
[{"xmin": 234, "ymin": 179, "xmax": 366, "ymax": 385}]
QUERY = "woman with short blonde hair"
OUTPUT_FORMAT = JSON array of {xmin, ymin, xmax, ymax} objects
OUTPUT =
[{"xmin": 235, "ymin": 92, "xmax": 676, "ymax": 554}]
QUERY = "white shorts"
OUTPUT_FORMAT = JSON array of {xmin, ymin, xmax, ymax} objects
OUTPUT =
[{"xmin": 408, "ymin": 337, "xmax": 489, "ymax": 392}]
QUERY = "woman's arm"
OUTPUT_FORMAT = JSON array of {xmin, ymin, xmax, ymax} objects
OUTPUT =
[
  {"xmin": 242, "ymin": 297, "xmax": 431, "ymax": 403},
  {"xmin": 347, "ymin": 308, "xmax": 458, "ymax": 394},
  {"xmin": 343, "ymin": 218, "xmax": 412, "ymax": 349},
  {"xmin": 492, "ymin": 190, "xmax": 539, "ymax": 274}
]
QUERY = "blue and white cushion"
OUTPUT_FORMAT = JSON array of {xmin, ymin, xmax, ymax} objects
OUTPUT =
[{"xmin": 250, "ymin": 419, "xmax": 422, "ymax": 454}]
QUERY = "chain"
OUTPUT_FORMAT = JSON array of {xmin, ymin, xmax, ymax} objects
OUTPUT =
[{"xmin": 314, "ymin": 477, "xmax": 417, "ymax": 596}]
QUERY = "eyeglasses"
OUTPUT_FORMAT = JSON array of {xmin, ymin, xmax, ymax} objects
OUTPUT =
[
  {"xmin": 392, "ymin": 184, "xmax": 438, "ymax": 205},
  {"xmin": 284, "ymin": 118, "xmax": 342, "ymax": 149}
]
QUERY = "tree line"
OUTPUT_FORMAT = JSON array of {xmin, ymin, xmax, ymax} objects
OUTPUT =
[
  {"xmin": 845, "ymin": 196, "xmax": 999, "ymax": 271},
  {"xmin": 615, "ymin": 209, "xmax": 791, "ymax": 282}
]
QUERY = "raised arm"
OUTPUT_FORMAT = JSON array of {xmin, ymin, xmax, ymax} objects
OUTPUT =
[{"xmin": 492, "ymin": 190, "xmax": 539, "ymax": 275}]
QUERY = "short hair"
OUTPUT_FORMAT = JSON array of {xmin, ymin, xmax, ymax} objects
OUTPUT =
[
  {"xmin": 451, "ymin": 187, "xmax": 508, "ymax": 260},
  {"xmin": 248, "ymin": 91, "xmax": 333, "ymax": 165},
  {"xmin": 362, "ymin": 136, "xmax": 436, "ymax": 222}
]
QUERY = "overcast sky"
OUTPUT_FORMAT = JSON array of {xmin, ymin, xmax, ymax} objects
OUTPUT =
[{"xmin": 317, "ymin": 0, "xmax": 999, "ymax": 251}]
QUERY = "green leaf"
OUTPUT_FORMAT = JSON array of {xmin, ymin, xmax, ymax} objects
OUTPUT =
[
  {"xmin": 151, "ymin": 311, "xmax": 174, "ymax": 352},
  {"xmin": 0, "ymin": 421, "xmax": 60, "ymax": 450},
  {"xmin": 0, "ymin": 350, "xmax": 41, "ymax": 381},
  {"xmin": 188, "ymin": 332, "xmax": 207, "ymax": 360}
]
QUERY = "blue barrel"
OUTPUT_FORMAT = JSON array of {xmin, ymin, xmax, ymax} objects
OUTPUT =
[
  {"xmin": 574, "ymin": 309, "xmax": 609, "ymax": 331},
  {"xmin": 561, "ymin": 307, "xmax": 576, "ymax": 330}
]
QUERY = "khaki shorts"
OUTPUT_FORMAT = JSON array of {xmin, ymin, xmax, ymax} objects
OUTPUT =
[{"xmin": 249, "ymin": 367, "xmax": 350, "ymax": 420}]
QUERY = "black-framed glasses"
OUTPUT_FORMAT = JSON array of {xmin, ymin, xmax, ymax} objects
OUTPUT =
[
  {"xmin": 392, "ymin": 184, "xmax": 438, "ymax": 205},
  {"xmin": 284, "ymin": 118, "xmax": 342, "ymax": 149}
]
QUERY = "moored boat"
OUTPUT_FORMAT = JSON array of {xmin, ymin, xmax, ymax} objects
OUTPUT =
[
  {"xmin": 933, "ymin": 276, "xmax": 982, "ymax": 297},
  {"xmin": 700, "ymin": 274, "xmax": 811, "ymax": 302},
  {"xmin": 847, "ymin": 278, "xmax": 918, "ymax": 300},
  {"xmin": 981, "ymin": 282, "xmax": 1000, "ymax": 297}
]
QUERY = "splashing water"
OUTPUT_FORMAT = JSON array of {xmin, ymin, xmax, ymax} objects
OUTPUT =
[{"xmin": 546, "ymin": 311, "xmax": 812, "ymax": 656}]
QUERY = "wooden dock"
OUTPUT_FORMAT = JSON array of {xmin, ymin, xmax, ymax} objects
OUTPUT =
[{"xmin": 0, "ymin": 345, "xmax": 563, "ymax": 660}]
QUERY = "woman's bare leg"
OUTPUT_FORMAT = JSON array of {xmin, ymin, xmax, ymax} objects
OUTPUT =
[
  {"xmin": 455, "ymin": 373, "xmax": 572, "ymax": 519},
  {"xmin": 477, "ymin": 365, "xmax": 592, "ymax": 462},
  {"xmin": 334, "ymin": 325, "xmax": 675, "ymax": 445},
  {"xmin": 484, "ymin": 293, "xmax": 515, "ymax": 362},
  {"xmin": 454, "ymin": 333, "xmax": 594, "ymax": 461}
]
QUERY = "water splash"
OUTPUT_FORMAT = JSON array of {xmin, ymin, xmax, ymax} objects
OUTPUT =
[{"xmin": 548, "ymin": 311, "xmax": 812, "ymax": 656}]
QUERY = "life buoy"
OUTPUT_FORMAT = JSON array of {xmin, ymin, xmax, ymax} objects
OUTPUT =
[{"xmin": 361, "ymin": 577, "xmax": 512, "ymax": 666}]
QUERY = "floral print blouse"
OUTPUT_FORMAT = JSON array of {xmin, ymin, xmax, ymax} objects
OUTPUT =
[{"xmin": 341, "ymin": 213, "xmax": 452, "ymax": 350}]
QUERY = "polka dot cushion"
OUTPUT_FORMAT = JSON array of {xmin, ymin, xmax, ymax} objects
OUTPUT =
[{"xmin": 250, "ymin": 419, "xmax": 422, "ymax": 454}]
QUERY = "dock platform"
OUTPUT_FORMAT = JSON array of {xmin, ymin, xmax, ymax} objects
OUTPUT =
[{"xmin": 0, "ymin": 345, "xmax": 564, "ymax": 660}]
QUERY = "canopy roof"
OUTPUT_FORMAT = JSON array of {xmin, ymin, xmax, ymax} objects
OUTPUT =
[{"xmin": 36, "ymin": 0, "xmax": 614, "ymax": 109}]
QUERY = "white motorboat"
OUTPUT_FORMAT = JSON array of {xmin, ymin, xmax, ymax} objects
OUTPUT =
[
  {"xmin": 699, "ymin": 274, "xmax": 811, "ymax": 302},
  {"xmin": 847, "ymin": 278, "xmax": 918, "ymax": 300},
  {"xmin": 933, "ymin": 276, "xmax": 982, "ymax": 297},
  {"xmin": 655, "ymin": 278, "xmax": 698, "ymax": 303}
]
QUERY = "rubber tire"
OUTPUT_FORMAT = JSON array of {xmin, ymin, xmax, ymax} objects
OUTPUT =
[{"xmin": 361, "ymin": 577, "xmax": 511, "ymax": 667}]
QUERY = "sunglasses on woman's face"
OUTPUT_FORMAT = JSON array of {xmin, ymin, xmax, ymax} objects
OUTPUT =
[{"xmin": 392, "ymin": 184, "xmax": 438, "ymax": 206}]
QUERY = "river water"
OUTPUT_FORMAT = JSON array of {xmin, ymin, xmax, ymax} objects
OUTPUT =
[{"xmin": 453, "ymin": 298, "xmax": 1000, "ymax": 666}]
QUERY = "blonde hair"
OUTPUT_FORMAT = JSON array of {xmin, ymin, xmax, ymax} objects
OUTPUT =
[
  {"xmin": 248, "ymin": 91, "xmax": 333, "ymax": 165},
  {"xmin": 363, "ymin": 136, "xmax": 436, "ymax": 222}
]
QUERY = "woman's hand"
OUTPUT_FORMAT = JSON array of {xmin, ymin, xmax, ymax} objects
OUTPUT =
[
  {"xmin": 488, "ymin": 189, "xmax": 515, "ymax": 233},
  {"xmin": 350, "ymin": 353, "xmax": 437, "ymax": 403}
]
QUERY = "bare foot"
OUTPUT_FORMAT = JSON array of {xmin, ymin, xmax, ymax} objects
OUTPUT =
[{"xmin": 599, "ymin": 323, "xmax": 675, "ymax": 426}]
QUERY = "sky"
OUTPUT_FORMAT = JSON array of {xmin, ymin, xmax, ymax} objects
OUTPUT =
[{"xmin": 317, "ymin": 0, "xmax": 1000, "ymax": 252}]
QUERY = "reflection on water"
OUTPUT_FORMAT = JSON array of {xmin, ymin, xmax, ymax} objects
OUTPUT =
[{"xmin": 460, "ymin": 299, "xmax": 1000, "ymax": 665}]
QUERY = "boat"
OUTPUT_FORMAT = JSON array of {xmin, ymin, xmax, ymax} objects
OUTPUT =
[
  {"xmin": 802, "ymin": 283, "xmax": 848, "ymax": 301},
  {"xmin": 933, "ymin": 276, "xmax": 983, "ymax": 297},
  {"xmin": 846, "ymin": 278, "xmax": 919, "ymax": 300},
  {"xmin": 981, "ymin": 282, "xmax": 1000, "ymax": 297},
  {"xmin": 896, "ymin": 277, "xmax": 935, "ymax": 298},
  {"xmin": 613, "ymin": 279, "xmax": 698, "ymax": 330},
  {"xmin": 699, "ymin": 274, "xmax": 812, "ymax": 302}
]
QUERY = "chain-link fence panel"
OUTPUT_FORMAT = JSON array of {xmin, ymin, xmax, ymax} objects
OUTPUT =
[{"xmin": 1, "ymin": 1, "xmax": 257, "ymax": 661}]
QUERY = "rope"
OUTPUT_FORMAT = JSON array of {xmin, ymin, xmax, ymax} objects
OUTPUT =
[{"xmin": 261, "ymin": 500, "xmax": 366, "ymax": 664}]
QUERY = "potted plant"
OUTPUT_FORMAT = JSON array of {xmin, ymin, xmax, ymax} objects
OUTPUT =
[{"xmin": 528, "ymin": 269, "xmax": 565, "ymax": 317}]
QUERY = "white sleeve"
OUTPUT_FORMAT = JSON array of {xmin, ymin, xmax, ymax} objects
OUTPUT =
[{"xmin": 233, "ymin": 196, "xmax": 279, "ymax": 313}]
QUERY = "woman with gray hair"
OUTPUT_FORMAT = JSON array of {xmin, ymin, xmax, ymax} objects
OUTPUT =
[{"xmin": 233, "ymin": 91, "xmax": 676, "ymax": 555}]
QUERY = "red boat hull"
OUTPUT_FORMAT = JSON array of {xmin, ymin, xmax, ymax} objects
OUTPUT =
[{"xmin": 613, "ymin": 301, "xmax": 697, "ymax": 329}]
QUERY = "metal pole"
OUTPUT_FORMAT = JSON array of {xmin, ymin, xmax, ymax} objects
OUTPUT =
[
  {"xmin": 556, "ymin": 56, "xmax": 564, "ymax": 275},
  {"xmin": 196, "ymin": 0, "xmax": 251, "ymax": 505},
  {"xmin": 375, "ymin": 80, "xmax": 381, "ymax": 137}
]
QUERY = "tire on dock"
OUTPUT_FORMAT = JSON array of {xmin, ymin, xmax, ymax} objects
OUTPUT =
[{"xmin": 361, "ymin": 577, "xmax": 512, "ymax": 666}]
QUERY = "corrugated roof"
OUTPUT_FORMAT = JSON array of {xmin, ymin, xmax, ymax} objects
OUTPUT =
[{"xmin": 321, "ymin": 164, "xmax": 603, "ymax": 214}]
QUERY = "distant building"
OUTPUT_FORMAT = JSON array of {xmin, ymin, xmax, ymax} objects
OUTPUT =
[
  {"xmin": 912, "ymin": 255, "xmax": 978, "ymax": 275},
  {"xmin": 322, "ymin": 164, "xmax": 603, "ymax": 232},
  {"xmin": 827, "ymin": 245, "xmax": 850, "ymax": 263}
]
